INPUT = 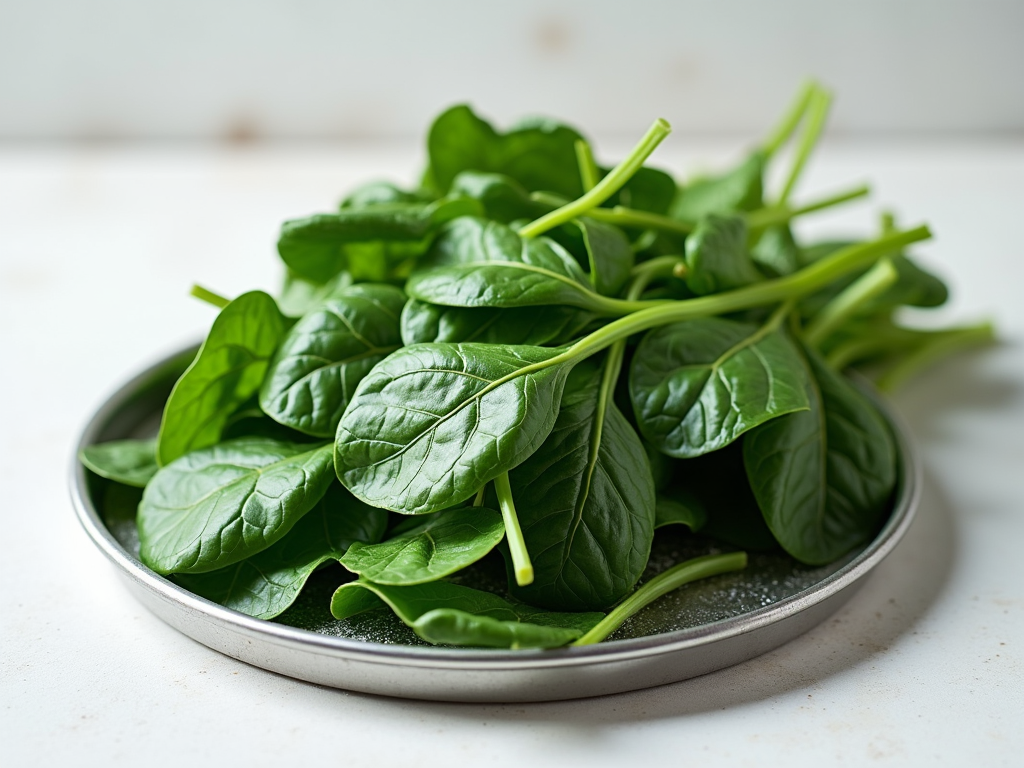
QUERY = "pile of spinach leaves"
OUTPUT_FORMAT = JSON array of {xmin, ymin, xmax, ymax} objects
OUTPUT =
[{"xmin": 81, "ymin": 83, "xmax": 993, "ymax": 649}]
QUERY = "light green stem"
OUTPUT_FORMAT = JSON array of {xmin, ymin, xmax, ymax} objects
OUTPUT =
[
  {"xmin": 190, "ymin": 284, "xmax": 230, "ymax": 309},
  {"xmin": 472, "ymin": 486, "xmax": 486, "ymax": 507},
  {"xmin": 519, "ymin": 118, "xmax": 672, "ymax": 239},
  {"xmin": 573, "ymin": 552, "xmax": 748, "ymax": 645},
  {"xmin": 803, "ymin": 257, "xmax": 899, "ymax": 348},
  {"xmin": 746, "ymin": 184, "xmax": 870, "ymax": 232},
  {"xmin": 876, "ymin": 323, "xmax": 996, "ymax": 392},
  {"xmin": 575, "ymin": 140, "xmax": 601, "ymax": 192},
  {"xmin": 778, "ymin": 87, "xmax": 832, "ymax": 204},
  {"xmin": 628, "ymin": 255, "xmax": 687, "ymax": 284},
  {"xmin": 494, "ymin": 471, "xmax": 534, "ymax": 586},
  {"xmin": 762, "ymin": 81, "xmax": 819, "ymax": 158}
]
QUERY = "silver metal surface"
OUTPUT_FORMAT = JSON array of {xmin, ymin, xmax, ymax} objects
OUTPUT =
[{"xmin": 70, "ymin": 344, "xmax": 921, "ymax": 702}]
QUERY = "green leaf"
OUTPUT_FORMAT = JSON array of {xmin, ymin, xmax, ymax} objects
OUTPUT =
[
  {"xmin": 603, "ymin": 165, "xmax": 677, "ymax": 215},
  {"xmin": 654, "ymin": 495, "xmax": 706, "ymax": 532},
  {"xmin": 330, "ymin": 579, "xmax": 603, "ymax": 649},
  {"xmin": 157, "ymin": 291, "xmax": 287, "ymax": 466},
  {"xmin": 684, "ymin": 214, "xmax": 766, "ymax": 295},
  {"xmin": 750, "ymin": 224, "xmax": 801, "ymax": 277},
  {"xmin": 340, "ymin": 181, "xmax": 431, "ymax": 208},
  {"xmin": 259, "ymin": 284, "xmax": 406, "ymax": 438},
  {"xmin": 629, "ymin": 315, "xmax": 809, "ymax": 458},
  {"xmin": 79, "ymin": 438, "xmax": 158, "ymax": 488},
  {"xmin": 670, "ymin": 152, "xmax": 764, "ymax": 222},
  {"xmin": 340, "ymin": 506, "xmax": 505, "ymax": 585},
  {"xmin": 448, "ymin": 171, "xmax": 548, "ymax": 223},
  {"xmin": 139, "ymin": 438, "xmax": 335, "ymax": 575},
  {"xmin": 175, "ymin": 483, "xmax": 387, "ymax": 619},
  {"xmin": 406, "ymin": 217, "xmax": 609, "ymax": 312},
  {"xmin": 334, "ymin": 342, "xmax": 572, "ymax": 514},
  {"xmin": 743, "ymin": 345, "xmax": 897, "ymax": 564},
  {"xmin": 558, "ymin": 217, "xmax": 635, "ymax": 297},
  {"xmin": 400, "ymin": 298, "xmax": 594, "ymax": 346},
  {"xmin": 427, "ymin": 105, "xmax": 585, "ymax": 198},
  {"xmin": 277, "ymin": 269, "xmax": 353, "ymax": 318},
  {"xmin": 278, "ymin": 198, "xmax": 480, "ymax": 284},
  {"xmin": 505, "ymin": 359, "xmax": 656, "ymax": 611}
]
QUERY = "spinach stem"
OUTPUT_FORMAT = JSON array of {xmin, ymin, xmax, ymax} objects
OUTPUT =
[
  {"xmin": 746, "ymin": 184, "xmax": 870, "ymax": 232},
  {"xmin": 573, "ymin": 552, "xmax": 748, "ymax": 645},
  {"xmin": 519, "ymin": 118, "xmax": 672, "ymax": 239},
  {"xmin": 575, "ymin": 140, "xmax": 601, "ymax": 192},
  {"xmin": 494, "ymin": 471, "xmax": 534, "ymax": 586},
  {"xmin": 762, "ymin": 80, "xmax": 819, "ymax": 158},
  {"xmin": 472, "ymin": 486, "xmax": 486, "ymax": 507},
  {"xmin": 778, "ymin": 87, "xmax": 832, "ymax": 204},
  {"xmin": 876, "ymin": 322, "xmax": 996, "ymax": 392},
  {"xmin": 190, "ymin": 284, "xmax": 230, "ymax": 309},
  {"xmin": 628, "ymin": 255, "xmax": 687, "ymax": 283},
  {"xmin": 804, "ymin": 258, "xmax": 899, "ymax": 348}
]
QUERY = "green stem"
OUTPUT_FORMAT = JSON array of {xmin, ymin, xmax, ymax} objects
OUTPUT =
[
  {"xmin": 777, "ymin": 87, "xmax": 832, "ymax": 205},
  {"xmin": 519, "ymin": 118, "xmax": 672, "ymax": 239},
  {"xmin": 573, "ymin": 552, "xmax": 748, "ymax": 645},
  {"xmin": 472, "ymin": 486, "xmax": 486, "ymax": 507},
  {"xmin": 876, "ymin": 322, "xmax": 996, "ymax": 392},
  {"xmin": 494, "ymin": 471, "xmax": 534, "ymax": 586},
  {"xmin": 190, "ymin": 284, "xmax": 230, "ymax": 309},
  {"xmin": 628, "ymin": 255, "xmax": 687, "ymax": 283},
  {"xmin": 575, "ymin": 140, "xmax": 601, "ymax": 192},
  {"xmin": 762, "ymin": 81, "xmax": 819, "ymax": 158},
  {"xmin": 746, "ymin": 184, "xmax": 870, "ymax": 232},
  {"xmin": 803, "ymin": 257, "xmax": 899, "ymax": 348}
]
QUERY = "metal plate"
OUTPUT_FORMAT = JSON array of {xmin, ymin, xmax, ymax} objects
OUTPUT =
[{"xmin": 70, "ymin": 344, "xmax": 920, "ymax": 702}]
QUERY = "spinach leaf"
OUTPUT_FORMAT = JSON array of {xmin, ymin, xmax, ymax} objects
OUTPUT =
[
  {"xmin": 750, "ymin": 224, "xmax": 801, "ymax": 277},
  {"xmin": 278, "ymin": 197, "xmax": 480, "ymax": 284},
  {"xmin": 670, "ymin": 152, "xmax": 764, "ymax": 222},
  {"xmin": 331, "ymin": 579, "xmax": 603, "ymax": 649},
  {"xmin": 505, "ymin": 359, "xmax": 656, "ymax": 611},
  {"xmin": 654, "ymin": 495, "xmax": 706, "ymax": 532},
  {"xmin": 556, "ymin": 217, "xmax": 635, "ymax": 297},
  {"xmin": 259, "ymin": 283, "xmax": 405, "ymax": 437},
  {"xmin": 427, "ymin": 105, "xmax": 585, "ymax": 198},
  {"xmin": 448, "ymin": 171, "xmax": 548, "ymax": 223},
  {"xmin": 629, "ymin": 311, "xmax": 809, "ymax": 458},
  {"xmin": 743, "ymin": 344, "xmax": 897, "ymax": 564},
  {"xmin": 340, "ymin": 181, "xmax": 431, "ymax": 208},
  {"xmin": 79, "ymin": 438, "xmax": 158, "ymax": 488},
  {"xmin": 406, "ymin": 217, "xmax": 611, "ymax": 313},
  {"xmin": 603, "ymin": 165, "xmax": 677, "ymax": 215},
  {"xmin": 400, "ymin": 298, "xmax": 594, "ymax": 346},
  {"xmin": 340, "ymin": 506, "xmax": 504, "ymax": 585},
  {"xmin": 684, "ymin": 214, "xmax": 766, "ymax": 295},
  {"xmin": 334, "ymin": 342, "xmax": 572, "ymax": 514},
  {"xmin": 157, "ymin": 291, "xmax": 287, "ymax": 466},
  {"xmin": 139, "ymin": 438, "xmax": 335, "ymax": 575},
  {"xmin": 175, "ymin": 483, "xmax": 387, "ymax": 619},
  {"xmin": 278, "ymin": 269, "xmax": 353, "ymax": 318}
]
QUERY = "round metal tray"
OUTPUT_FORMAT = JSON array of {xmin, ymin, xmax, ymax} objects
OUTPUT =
[{"xmin": 70, "ymin": 344, "xmax": 920, "ymax": 703}]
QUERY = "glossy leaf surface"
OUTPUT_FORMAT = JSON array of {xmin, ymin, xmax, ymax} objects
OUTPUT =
[
  {"xmin": 340, "ymin": 506, "xmax": 504, "ymax": 585},
  {"xmin": 334, "ymin": 342, "xmax": 571, "ymax": 514},
  {"xmin": 566, "ymin": 217, "xmax": 635, "ymax": 297},
  {"xmin": 157, "ymin": 291, "xmax": 287, "ymax": 466},
  {"xmin": 743, "ymin": 346, "xmax": 897, "ymax": 564},
  {"xmin": 684, "ymin": 214, "xmax": 766, "ymax": 295},
  {"xmin": 260, "ymin": 284, "xmax": 405, "ymax": 437},
  {"xmin": 331, "ymin": 579, "xmax": 603, "ymax": 648},
  {"xmin": 671, "ymin": 152, "xmax": 764, "ymax": 222},
  {"xmin": 506, "ymin": 361, "xmax": 656, "ymax": 611},
  {"xmin": 654, "ymin": 495, "xmax": 707, "ymax": 532},
  {"xmin": 175, "ymin": 484, "xmax": 387, "ymax": 618},
  {"xmin": 79, "ymin": 438, "xmax": 158, "ymax": 488},
  {"xmin": 407, "ymin": 217, "xmax": 605, "ymax": 312},
  {"xmin": 448, "ymin": 171, "xmax": 547, "ymax": 223},
  {"xmin": 400, "ymin": 299, "xmax": 594, "ymax": 346},
  {"xmin": 630, "ymin": 317, "xmax": 809, "ymax": 458},
  {"xmin": 139, "ymin": 438, "xmax": 335, "ymax": 575}
]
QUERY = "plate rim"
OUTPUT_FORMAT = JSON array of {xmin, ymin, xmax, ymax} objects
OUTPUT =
[{"xmin": 70, "ymin": 341, "xmax": 921, "ymax": 672}]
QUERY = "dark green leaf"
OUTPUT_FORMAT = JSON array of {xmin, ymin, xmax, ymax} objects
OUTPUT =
[
  {"xmin": 139, "ymin": 438, "xmax": 335, "ymax": 575},
  {"xmin": 654, "ymin": 495, "xmax": 706, "ymax": 532},
  {"xmin": 340, "ymin": 181, "xmax": 432, "ymax": 208},
  {"xmin": 684, "ymin": 214, "xmax": 766, "ymax": 295},
  {"xmin": 330, "ymin": 579, "xmax": 603, "ymax": 649},
  {"xmin": 334, "ymin": 342, "xmax": 571, "ymax": 514},
  {"xmin": 751, "ymin": 224, "xmax": 801, "ymax": 277},
  {"xmin": 630, "ymin": 316, "xmax": 809, "ymax": 458},
  {"xmin": 278, "ymin": 198, "xmax": 480, "ymax": 284},
  {"xmin": 604, "ymin": 165, "xmax": 677, "ymax": 215},
  {"xmin": 259, "ymin": 284, "xmax": 405, "ymax": 437},
  {"xmin": 448, "ymin": 171, "xmax": 548, "ymax": 223},
  {"xmin": 400, "ymin": 298, "xmax": 594, "ymax": 346},
  {"xmin": 157, "ymin": 291, "xmax": 287, "ymax": 466},
  {"xmin": 743, "ymin": 345, "xmax": 897, "ymax": 564},
  {"xmin": 340, "ymin": 506, "xmax": 505, "ymax": 585},
  {"xmin": 670, "ymin": 152, "xmax": 764, "ymax": 222},
  {"xmin": 559, "ymin": 217, "xmax": 635, "ymax": 297},
  {"xmin": 505, "ymin": 360, "xmax": 656, "ymax": 611},
  {"xmin": 277, "ymin": 269, "xmax": 353, "ymax": 319},
  {"xmin": 407, "ymin": 217, "xmax": 607, "ymax": 312},
  {"xmin": 175, "ymin": 483, "xmax": 387, "ymax": 619},
  {"xmin": 79, "ymin": 438, "xmax": 158, "ymax": 488},
  {"xmin": 427, "ymin": 105, "xmax": 584, "ymax": 198}
]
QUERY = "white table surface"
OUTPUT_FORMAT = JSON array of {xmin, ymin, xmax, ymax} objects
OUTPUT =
[{"xmin": 2, "ymin": 140, "xmax": 1022, "ymax": 767}]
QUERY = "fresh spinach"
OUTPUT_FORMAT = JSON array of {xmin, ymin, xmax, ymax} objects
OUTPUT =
[
  {"xmin": 79, "ymin": 438, "xmax": 158, "ymax": 488},
  {"xmin": 400, "ymin": 298, "xmax": 594, "ymax": 346}
]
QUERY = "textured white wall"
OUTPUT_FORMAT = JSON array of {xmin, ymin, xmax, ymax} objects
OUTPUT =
[{"xmin": 1, "ymin": 0, "xmax": 1022, "ymax": 141}]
